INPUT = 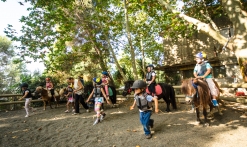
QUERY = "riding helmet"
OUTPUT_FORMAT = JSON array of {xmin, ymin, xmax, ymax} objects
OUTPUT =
[
  {"xmin": 20, "ymin": 83, "xmax": 28, "ymax": 88},
  {"xmin": 130, "ymin": 80, "xmax": 147, "ymax": 89},
  {"xmin": 146, "ymin": 64, "xmax": 154, "ymax": 69},
  {"xmin": 93, "ymin": 77, "xmax": 102, "ymax": 85},
  {"xmin": 102, "ymin": 71, "xmax": 108, "ymax": 76},
  {"xmin": 195, "ymin": 52, "xmax": 207, "ymax": 59}
]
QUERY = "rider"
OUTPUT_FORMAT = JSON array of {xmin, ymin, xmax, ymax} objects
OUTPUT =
[
  {"xmin": 193, "ymin": 52, "xmax": 219, "ymax": 106},
  {"xmin": 101, "ymin": 71, "xmax": 110, "ymax": 98},
  {"xmin": 86, "ymin": 77, "xmax": 111, "ymax": 125},
  {"xmin": 45, "ymin": 77, "xmax": 55, "ymax": 101},
  {"xmin": 18, "ymin": 83, "xmax": 33, "ymax": 117},
  {"xmin": 145, "ymin": 64, "xmax": 156, "ymax": 97}
]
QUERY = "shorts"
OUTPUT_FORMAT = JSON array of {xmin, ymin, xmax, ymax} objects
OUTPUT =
[
  {"xmin": 95, "ymin": 97, "xmax": 104, "ymax": 104},
  {"xmin": 68, "ymin": 97, "xmax": 74, "ymax": 102}
]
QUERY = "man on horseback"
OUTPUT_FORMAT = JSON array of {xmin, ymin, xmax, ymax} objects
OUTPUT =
[
  {"xmin": 145, "ymin": 64, "xmax": 156, "ymax": 97},
  {"xmin": 193, "ymin": 52, "xmax": 219, "ymax": 106}
]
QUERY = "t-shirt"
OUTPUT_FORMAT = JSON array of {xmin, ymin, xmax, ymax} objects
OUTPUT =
[{"xmin": 193, "ymin": 62, "xmax": 212, "ymax": 78}]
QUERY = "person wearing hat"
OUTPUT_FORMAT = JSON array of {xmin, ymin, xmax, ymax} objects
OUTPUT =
[
  {"xmin": 130, "ymin": 80, "xmax": 159, "ymax": 139},
  {"xmin": 18, "ymin": 83, "xmax": 33, "ymax": 117},
  {"xmin": 101, "ymin": 71, "xmax": 110, "ymax": 98},
  {"xmin": 45, "ymin": 77, "xmax": 55, "ymax": 101},
  {"xmin": 145, "ymin": 64, "xmax": 156, "ymax": 97},
  {"xmin": 86, "ymin": 77, "xmax": 111, "ymax": 125},
  {"xmin": 193, "ymin": 51, "xmax": 219, "ymax": 106}
]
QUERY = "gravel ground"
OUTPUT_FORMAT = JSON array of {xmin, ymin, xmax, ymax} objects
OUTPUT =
[{"xmin": 1, "ymin": 99, "xmax": 247, "ymax": 147}]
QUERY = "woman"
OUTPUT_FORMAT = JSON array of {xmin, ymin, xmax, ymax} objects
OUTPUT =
[
  {"xmin": 68, "ymin": 77, "xmax": 89, "ymax": 115},
  {"xmin": 46, "ymin": 77, "xmax": 55, "ymax": 101}
]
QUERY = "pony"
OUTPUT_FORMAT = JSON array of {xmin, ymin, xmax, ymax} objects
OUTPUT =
[
  {"xmin": 181, "ymin": 78, "xmax": 224, "ymax": 125},
  {"xmin": 35, "ymin": 86, "xmax": 60, "ymax": 110},
  {"xmin": 84, "ymin": 84, "xmax": 117, "ymax": 107},
  {"xmin": 122, "ymin": 80, "xmax": 177, "ymax": 112}
]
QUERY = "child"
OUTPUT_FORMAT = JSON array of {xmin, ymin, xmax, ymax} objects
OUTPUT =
[
  {"xmin": 18, "ymin": 83, "xmax": 33, "ymax": 117},
  {"xmin": 46, "ymin": 77, "xmax": 55, "ymax": 101},
  {"xmin": 130, "ymin": 80, "xmax": 159, "ymax": 139},
  {"xmin": 193, "ymin": 51, "xmax": 219, "ymax": 106},
  {"xmin": 64, "ymin": 86, "xmax": 74, "ymax": 113},
  {"xmin": 145, "ymin": 64, "xmax": 156, "ymax": 96},
  {"xmin": 101, "ymin": 71, "xmax": 110, "ymax": 98},
  {"xmin": 86, "ymin": 77, "xmax": 111, "ymax": 125}
]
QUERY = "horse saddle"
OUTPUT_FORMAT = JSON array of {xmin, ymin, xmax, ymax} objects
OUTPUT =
[
  {"xmin": 146, "ymin": 84, "xmax": 162, "ymax": 96},
  {"xmin": 108, "ymin": 87, "xmax": 113, "ymax": 96}
]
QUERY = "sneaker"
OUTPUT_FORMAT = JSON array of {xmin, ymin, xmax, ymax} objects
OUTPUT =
[
  {"xmin": 100, "ymin": 113, "xmax": 106, "ymax": 121},
  {"xmin": 93, "ymin": 118, "xmax": 100, "ymax": 125},
  {"xmin": 64, "ymin": 110, "xmax": 69, "ymax": 113},
  {"xmin": 212, "ymin": 99, "xmax": 219, "ymax": 106},
  {"xmin": 25, "ymin": 115, "xmax": 29, "ymax": 118},
  {"xmin": 72, "ymin": 109, "xmax": 75, "ymax": 112},
  {"xmin": 72, "ymin": 113, "xmax": 79, "ymax": 115},
  {"xmin": 86, "ymin": 109, "xmax": 90, "ymax": 113},
  {"xmin": 145, "ymin": 134, "xmax": 152, "ymax": 139},
  {"xmin": 149, "ymin": 119, "xmax": 154, "ymax": 128}
]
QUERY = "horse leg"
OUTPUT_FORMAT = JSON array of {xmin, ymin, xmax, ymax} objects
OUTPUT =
[
  {"xmin": 49, "ymin": 100, "xmax": 53, "ymax": 109},
  {"xmin": 218, "ymin": 98, "xmax": 226, "ymax": 107},
  {"xmin": 163, "ymin": 98, "xmax": 171, "ymax": 112},
  {"xmin": 195, "ymin": 107, "xmax": 201, "ymax": 123},
  {"xmin": 203, "ymin": 107, "xmax": 209, "ymax": 127},
  {"xmin": 208, "ymin": 103, "xmax": 214, "ymax": 118},
  {"xmin": 216, "ymin": 105, "xmax": 223, "ymax": 115},
  {"xmin": 43, "ymin": 100, "xmax": 46, "ymax": 110}
]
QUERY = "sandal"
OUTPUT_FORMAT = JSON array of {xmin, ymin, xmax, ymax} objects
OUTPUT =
[{"xmin": 64, "ymin": 110, "xmax": 69, "ymax": 113}]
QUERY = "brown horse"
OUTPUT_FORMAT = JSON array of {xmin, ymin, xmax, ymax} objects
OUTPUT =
[
  {"xmin": 35, "ymin": 86, "xmax": 60, "ymax": 110},
  {"xmin": 181, "ymin": 78, "xmax": 224, "ymax": 125}
]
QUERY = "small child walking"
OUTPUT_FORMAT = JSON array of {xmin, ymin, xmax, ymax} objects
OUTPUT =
[
  {"xmin": 86, "ymin": 77, "xmax": 111, "ymax": 125},
  {"xmin": 18, "ymin": 83, "xmax": 33, "ymax": 117},
  {"xmin": 130, "ymin": 80, "xmax": 159, "ymax": 139},
  {"xmin": 64, "ymin": 86, "xmax": 74, "ymax": 113}
]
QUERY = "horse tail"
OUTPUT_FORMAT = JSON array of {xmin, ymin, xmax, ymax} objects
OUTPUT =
[{"xmin": 170, "ymin": 85, "xmax": 177, "ymax": 109}]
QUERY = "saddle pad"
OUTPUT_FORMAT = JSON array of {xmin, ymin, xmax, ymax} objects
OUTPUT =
[
  {"xmin": 146, "ymin": 84, "xmax": 162, "ymax": 96},
  {"xmin": 108, "ymin": 87, "xmax": 113, "ymax": 96}
]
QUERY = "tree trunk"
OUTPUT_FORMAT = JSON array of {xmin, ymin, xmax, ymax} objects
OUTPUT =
[{"xmin": 124, "ymin": 0, "xmax": 138, "ymax": 80}]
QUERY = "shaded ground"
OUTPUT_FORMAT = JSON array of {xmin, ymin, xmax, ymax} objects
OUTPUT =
[{"xmin": 1, "ymin": 99, "xmax": 247, "ymax": 147}]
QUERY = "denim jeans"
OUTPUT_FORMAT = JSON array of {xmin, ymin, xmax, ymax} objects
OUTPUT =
[{"xmin": 139, "ymin": 110, "xmax": 152, "ymax": 135}]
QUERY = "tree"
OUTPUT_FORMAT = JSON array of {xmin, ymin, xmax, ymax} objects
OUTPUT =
[{"xmin": 157, "ymin": 0, "xmax": 247, "ymax": 82}]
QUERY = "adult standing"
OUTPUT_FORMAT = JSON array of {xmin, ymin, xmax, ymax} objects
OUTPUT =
[{"xmin": 68, "ymin": 77, "xmax": 89, "ymax": 115}]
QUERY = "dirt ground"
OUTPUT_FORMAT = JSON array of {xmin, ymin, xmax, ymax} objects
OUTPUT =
[{"xmin": 1, "ymin": 99, "xmax": 247, "ymax": 147}]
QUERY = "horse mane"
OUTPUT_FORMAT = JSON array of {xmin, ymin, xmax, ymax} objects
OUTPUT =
[
  {"xmin": 181, "ymin": 79, "xmax": 196, "ymax": 96},
  {"xmin": 193, "ymin": 79, "xmax": 211, "ymax": 108}
]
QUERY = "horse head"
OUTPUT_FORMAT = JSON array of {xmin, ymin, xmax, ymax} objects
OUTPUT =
[
  {"xmin": 122, "ymin": 81, "xmax": 134, "ymax": 97},
  {"xmin": 35, "ymin": 86, "xmax": 43, "ymax": 94}
]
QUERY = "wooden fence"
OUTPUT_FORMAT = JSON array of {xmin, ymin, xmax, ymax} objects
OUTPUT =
[{"xmin": 1, "ymin": 83, "xmax": 247, "ymax": 107}]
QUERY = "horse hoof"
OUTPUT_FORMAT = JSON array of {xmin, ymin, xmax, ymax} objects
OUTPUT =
[{"xmin": 204, "ymin": 123, "xmax": 209, "ymax": 127}]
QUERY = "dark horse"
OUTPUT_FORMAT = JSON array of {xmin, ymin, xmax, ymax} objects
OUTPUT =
[
  {"xmin": 181, "ymin": 78, "xmax": 224, "ymax": 125},
  {"xmin": 122, "ymin": 81, "xmax": 177, "ymax": 112},
  {"xmin": 84, "ymin": 84, "xmax": 117, "ymax": 105}
]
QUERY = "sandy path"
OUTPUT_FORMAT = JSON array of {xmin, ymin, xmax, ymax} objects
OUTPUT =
[{"xmin": 1, "ymin": 100, "xmax": 247, "ymax": 147}]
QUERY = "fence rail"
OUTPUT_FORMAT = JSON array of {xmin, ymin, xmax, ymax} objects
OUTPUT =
[{"xmin": 1, "ymin": 84, "xmax": 247, "ymax": 106}]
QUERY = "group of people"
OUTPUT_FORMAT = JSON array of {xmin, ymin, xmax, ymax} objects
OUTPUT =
[{"xmin": 19, "ymin": 51, "xmax": 219, "ymax": 139}]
